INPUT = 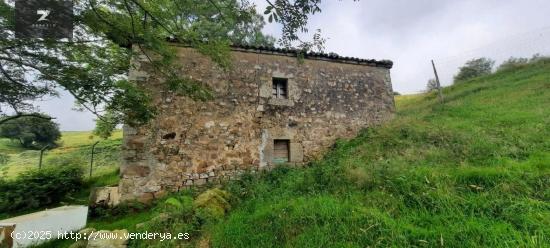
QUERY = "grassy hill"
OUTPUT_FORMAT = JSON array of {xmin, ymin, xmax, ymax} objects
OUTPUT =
[
  {"xmin": 206, "ymin": 59, "xmax": 549, "ymax": 247},
  {"xmin": 0, "ymin": 130, "xmax": 122, "ymax": 179},
  {"xmin": 38, "ymin": 59, "xmax": 549, "ymax": 248}
]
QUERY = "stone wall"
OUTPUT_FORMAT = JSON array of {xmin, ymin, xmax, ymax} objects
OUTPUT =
[{"xmin": 120, "ymin": 45, "xmax": 395, "ymax": 202}]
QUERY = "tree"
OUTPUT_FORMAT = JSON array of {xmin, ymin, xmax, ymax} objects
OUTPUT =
[
  {"xmin": 0, "ymin": 114, "xmax": 61, "ymax": 148},
  {"xmin": 426, "ymin": 78, "xmax": 438, "ymax": 92},
  {"xmin": 453, "ymin": 57, "xmax": 495, "ymax": 83},
  {"xmin": 93, "ymin": 110, "xmax": 118, "ymax": 139},
  {"xmin": 1, "ymin": 0, "xmax": 334, "ymax": 128}
]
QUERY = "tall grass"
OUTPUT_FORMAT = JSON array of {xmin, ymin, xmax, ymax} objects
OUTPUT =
[
  {"xmin": 0, "ymin": 130, "xmax": 122, "ymax": 178},
  {"xmin": 209, "ymin": 59, "xmax": 550, "ymax": 247},
  {"xmin": 36, "ymin": 60, "xmax": 549, "ymax": 248}
]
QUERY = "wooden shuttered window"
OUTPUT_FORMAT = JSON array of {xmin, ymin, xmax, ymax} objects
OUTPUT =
[
  {"xmin": 273, "ymin": 140, "xmax": 290, "ymax": 163},
  {"xmin": 272, "ymin": 78, "xmax": 288, "ymax": 99}
]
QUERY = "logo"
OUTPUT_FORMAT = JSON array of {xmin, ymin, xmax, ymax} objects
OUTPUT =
[
  {"xmin": 15, "ymin": 0, "xmax": 73, "ymax": 39},
  {"xmin": 37, "ymin": 10, "xmax": 51, "ymax": 22}
]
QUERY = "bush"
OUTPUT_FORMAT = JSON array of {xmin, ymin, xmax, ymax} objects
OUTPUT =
[
  {"xmin": 0, "ymin": 165, "xmax": 83, "ymax": 213},
  {"xmin": 497, "ymin": 57, "xmax": 529, "ymax": 72},
  {"xmin": 453, "ymin": 57, "xmax": 495, "ymax": 83},
  {"xmin": 426, "ymin": 78, "xmax": 438, "ymax": 92},
  {"xmin": 89, "ymin": 200, "xmax": 148, "ymax": 219},
  {"xmin": 497, "ymin": 55, "xmax": 550, "ymax": 72},
  {"xmin": 194, "ymin": 188, "xmax": 232, "ymax": 223}
]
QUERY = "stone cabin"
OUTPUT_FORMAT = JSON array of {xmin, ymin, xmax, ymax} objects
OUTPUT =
[{"xmin": 120, "ymin": 43, "xmax": 395, "ymax": 202}]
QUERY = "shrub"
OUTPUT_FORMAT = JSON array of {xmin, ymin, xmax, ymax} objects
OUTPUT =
[
  {"xmin": 497, "ymin": 57, "xmax": 529, "ymax": 72},
  {"xmin": 497, "ymin": 55, "xmax": 550, "ymax": 72},
  {"xmin": 89, "ymin": 200, "xmax": 148, "ymax": 219},
  {"xmin": 453, "ymin": 57, "xmax": 495, "ymax": 83},
  {"xmin": 426, "ymin": 78, "xmax": 438, "ymax": 92},
  {"xmin": 0, "ymin": 165, "xmax": 83, "ymax": 213},
  {"xmin": 194, "ymin": 188, "xmax": 232, "ymax": 223}
]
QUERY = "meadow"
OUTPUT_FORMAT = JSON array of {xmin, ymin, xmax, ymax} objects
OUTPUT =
[
  {"xmin": 0, "ymin": 130, "xmax": 122, "ymax": 179},
  {"xmin": 24, "ymin": 59, "xmax": 550, "ymax": 247},
  {"xmin": 208, "ymin": 58, "xmax": 550, "ymax": 247}
]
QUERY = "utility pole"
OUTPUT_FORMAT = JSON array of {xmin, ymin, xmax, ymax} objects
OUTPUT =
[
  {"xmin": 431, "ymin": 59, "xmax": 444, "ymax": 103},
  {"xmin": 90, "ymin": 141, "xmax": 100, "ymax": 178},
  {"xmin": 38, "ymin": 145, "xmax": 49, "ymax": 169}
]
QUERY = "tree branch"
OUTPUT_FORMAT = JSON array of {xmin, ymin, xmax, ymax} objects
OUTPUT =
[
  {"xmin": 0, "ymin": 113, "xmax": 54, "ymax": 126},
  {"xmin": 0, "ymin": 60, "xmax": 28, "ymax": 89},
  {"xmin": 128, "ymin": 0, "xmax": 178, "ymax": 37},
  {"xmin": 207, "ymin": 0, "xmax": 227, "ymax": 22}
]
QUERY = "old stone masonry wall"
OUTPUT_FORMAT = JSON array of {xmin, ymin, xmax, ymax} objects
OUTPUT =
[{"xmin": 120, "ymin": 45, "xmax": 395, "ymax": 202}]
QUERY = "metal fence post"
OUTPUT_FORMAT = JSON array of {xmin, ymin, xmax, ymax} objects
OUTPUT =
[{"xmin": 38, "ymin": 145, "xmax": 49, "ymax": 169}]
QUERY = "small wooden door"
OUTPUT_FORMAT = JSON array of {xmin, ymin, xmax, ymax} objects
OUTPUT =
[{"xmin": 273, "ymin": 140, "xmax": 290, "ymax": 163}]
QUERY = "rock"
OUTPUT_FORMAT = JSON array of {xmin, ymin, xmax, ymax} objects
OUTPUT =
[
  {"xmin": 137, "ymin": 192, "xmax": 155, "ymax": 204},
  {"xmin": 121, "ymin": 166, "xmax": 151, "ymax": 177},
  {"xmin": 204, "ymin": 121, "xmax": 215, "ymax": 129},
  {"xmin": 194, "ymin": 178, "xmax": 207, "ymax": 186},
  {"xmin": 89, "ymin": 187, "xmax": 120, "ymax": 207}
]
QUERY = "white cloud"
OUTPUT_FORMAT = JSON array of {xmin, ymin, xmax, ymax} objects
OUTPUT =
[{"xmin": 256, "ymin": 0, "xmax": 550, "ymax": 92}]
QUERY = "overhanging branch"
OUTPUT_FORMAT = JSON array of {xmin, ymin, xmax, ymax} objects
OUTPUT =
[{"xmin": 0, "ymin": 113, "xmax": 55, "ymax": 126}]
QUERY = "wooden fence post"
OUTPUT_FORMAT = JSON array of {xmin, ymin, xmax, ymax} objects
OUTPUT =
[{"xmin": 431, "ymin": 59, "xmax": 444, "ymax": 103}]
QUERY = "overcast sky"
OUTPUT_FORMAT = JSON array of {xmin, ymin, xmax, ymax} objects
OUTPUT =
[{"xmin": 37, "ymin": 0, "xmax": 550, "ymax": 131}]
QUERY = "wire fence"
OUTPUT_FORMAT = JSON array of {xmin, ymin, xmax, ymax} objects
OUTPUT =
[{"xmin": 0, "ymin": 141, "xmax": 118, "ymax": 179}]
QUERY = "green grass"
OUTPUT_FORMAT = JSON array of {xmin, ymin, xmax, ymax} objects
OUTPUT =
[
  {"xmin": 0, "ymin": 130, "xmax": 122, "ymax": 179},
  {"xmin": 0, "ymin": 130, "xmax": 122, "ymax": 219},
  {"xmin": 207, "ymin": 59, "xmax": 550, "ymax": 247},
  {"xmin": 34, "ymin": 60, "xmax": 550, "ymax": 247}
]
